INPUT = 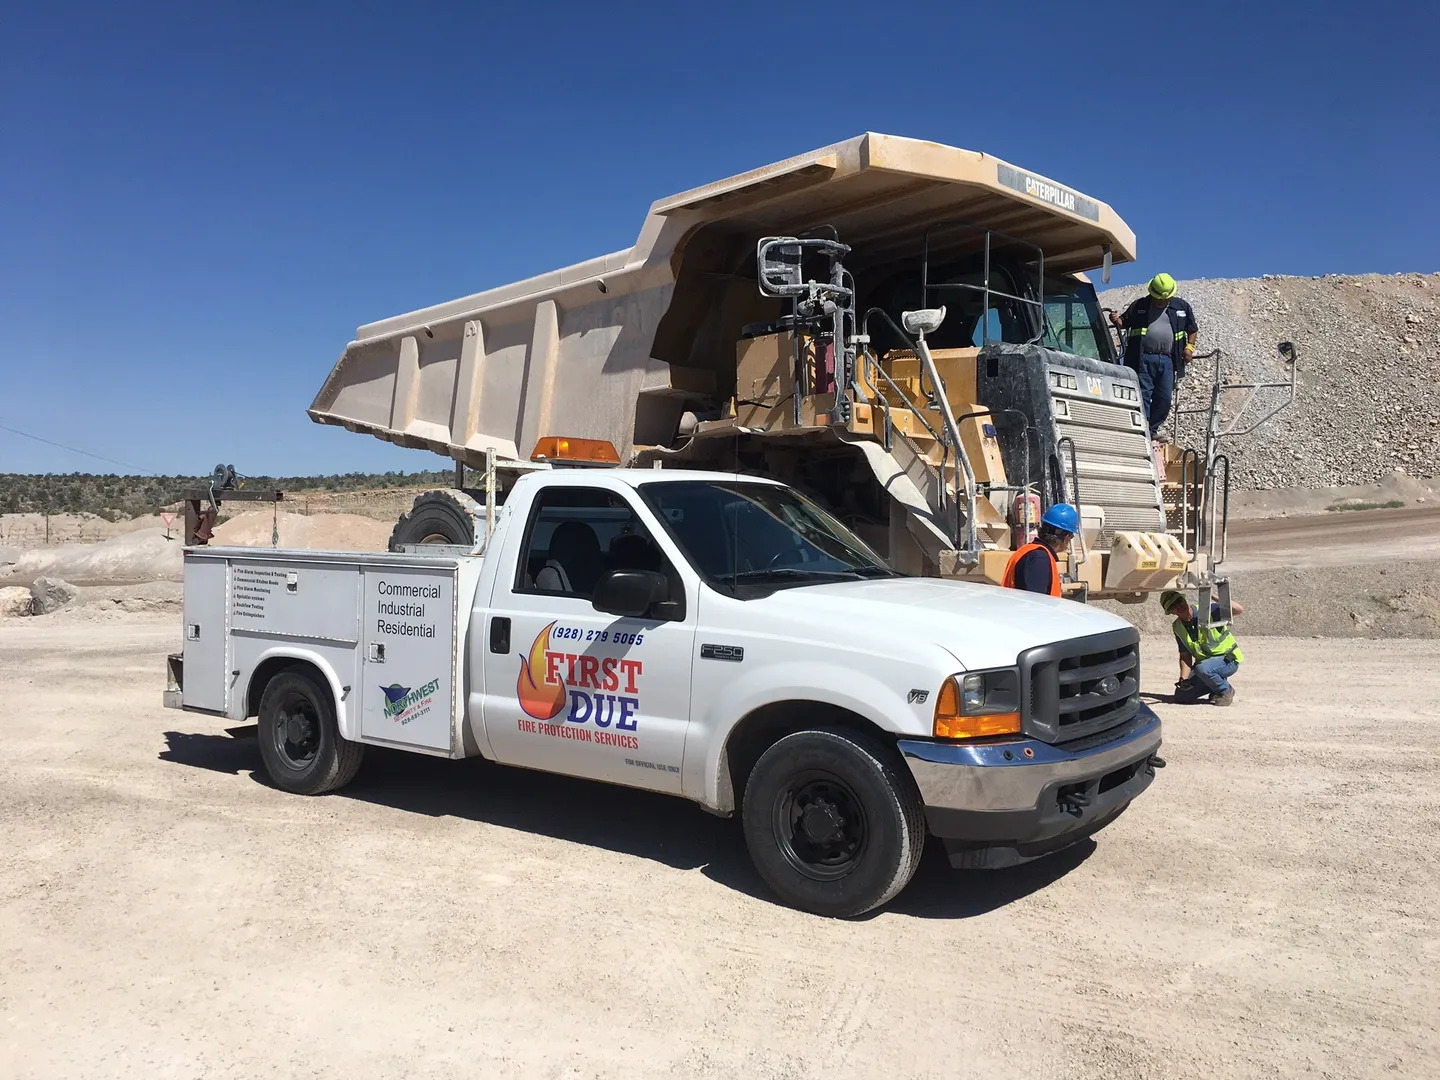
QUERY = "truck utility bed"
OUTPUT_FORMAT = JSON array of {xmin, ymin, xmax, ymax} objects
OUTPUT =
[{"xmin": 172, "ymin": 547, "xmax": 483, "ymax": 757}]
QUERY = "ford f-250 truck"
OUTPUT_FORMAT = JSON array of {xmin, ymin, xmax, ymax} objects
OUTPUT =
[{"xmin": 164, "ymin": 451, "xmax": 1163, "ymax": 917}]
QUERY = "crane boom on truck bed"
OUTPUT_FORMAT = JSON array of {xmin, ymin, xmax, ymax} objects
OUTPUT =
[{"xmin": 309, "ymin": 132, "xmax": 1243, "ymax": 604}]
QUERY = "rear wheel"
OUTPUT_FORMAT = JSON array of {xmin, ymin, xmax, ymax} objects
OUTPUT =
[
  {"xmin": 256, "ymin": 670, "xmax": 364, "ymax": 795},
  {"xmin": 388, "ymin": 489, "xmax": 482, "ymax": 551},
  {"xmin": 741, "ymin": 728, "xmax": 925, "ymax": 918}
]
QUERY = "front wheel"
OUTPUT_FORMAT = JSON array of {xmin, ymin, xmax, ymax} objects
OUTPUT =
[
  {"xmin": 741, "ymin": 728, "xmax": 926, "ymax": 918},
  {"xmin": 257, "ymin": 670, "xmax": 365, "ymax": 795}
]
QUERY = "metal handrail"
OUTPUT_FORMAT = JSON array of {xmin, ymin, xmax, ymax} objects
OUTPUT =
[
  {"xmin": 859, "ymin": 309, "xmax": 966, "ymax": 540},
  {"xmin": 954, "ymin": 407, "xmax": 1035, "ymax": 556},
  {"xmin": 1178, "ymin": 447, "xmax": 1201, "ymax": 560},
  {"xmin": 1210, "ymin": 454, "xmax": 1231, "ymax": 572},
  {"xmin": 921, "ymin": 220, "xmax": 1047, "ymax": 347},
  {"xmin": 913, "ymin": 336, "xmax": 978, "ymax": 563},
  {"xmin": 1055, "ymin": 436, "xmax": 1088, "ymax": 569}
]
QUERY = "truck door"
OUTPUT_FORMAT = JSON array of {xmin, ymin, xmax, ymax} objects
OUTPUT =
[{"xmin": 479, "ymin": 485, "xmax": 696, "ymax": 794}]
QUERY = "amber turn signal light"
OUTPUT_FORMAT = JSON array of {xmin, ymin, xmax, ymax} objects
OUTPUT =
[
  {"xmin": 932, "ymin": 677, "xmax": 1022, "ymax": 739},
  {"xmin": 531, "ymin": 436, "xmax": 621, "ymax": 464}
]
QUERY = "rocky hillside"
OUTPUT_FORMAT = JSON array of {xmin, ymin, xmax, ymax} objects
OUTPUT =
[{"xmin": 1099, "ymin": 272, "xmax": 1440, "ymax": 489}]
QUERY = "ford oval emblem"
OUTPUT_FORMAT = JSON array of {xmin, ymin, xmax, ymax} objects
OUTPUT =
[{"xmin": 1097, "ymin": 676, "xmax": 1120, "ymax": 697}]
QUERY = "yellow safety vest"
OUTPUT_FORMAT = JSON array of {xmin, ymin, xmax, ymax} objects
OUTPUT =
[{"xmin": 1173, "ymin": 618, "xmax": 1243, "ymax": 663}]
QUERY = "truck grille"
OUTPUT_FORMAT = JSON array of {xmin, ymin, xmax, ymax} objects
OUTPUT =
[{"xmin": 1019, "ymin": 627, "xmax": 1140, "ymax": 745}]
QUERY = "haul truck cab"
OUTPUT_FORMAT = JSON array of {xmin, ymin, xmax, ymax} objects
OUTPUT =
[{"xmin": 166, "ymin": 444, "xmax": 1164, "ymax": 918}]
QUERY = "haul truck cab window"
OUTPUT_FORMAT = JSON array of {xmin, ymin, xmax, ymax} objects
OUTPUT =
[{"xmin": 1042, "ymin": 275, "xmax": 1111, "ymax": 361}]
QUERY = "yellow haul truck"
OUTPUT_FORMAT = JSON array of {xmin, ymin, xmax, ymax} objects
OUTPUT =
[{"xmin": 310, "ymin": 133, "xmax": 1267, "ymax": 610}]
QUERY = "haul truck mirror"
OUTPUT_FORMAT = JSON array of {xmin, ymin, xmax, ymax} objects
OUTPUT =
[
  {"xmin": 1102, "ymin": 244, "xmax": 1113, "ymax": 284},
  {"xmin": 757, "ymin": 237, "xmax": 805, "ymax": 295},
  {"xmin": 756, "ymin": 236, "xmax": 853, "ymax": 300},
  {"xmin": 1277, "ymin": 341, "xmax": 1296, "ymax": 366}
]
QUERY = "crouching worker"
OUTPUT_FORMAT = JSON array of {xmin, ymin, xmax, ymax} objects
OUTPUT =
[
  {"xmin": 1002, "ymin": 504, "xmax": 1079, "ymax": 597},
  {"xmin": 1160, "ymin": 590, "xmax": 1246, "ymax": 706}
]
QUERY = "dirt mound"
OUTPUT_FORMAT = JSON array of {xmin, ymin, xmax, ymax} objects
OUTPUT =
[
  {"xmin": 210, "ymin": 511, "xmax": 391, "ymax": 551},
  {"xmin": 1099, "ymin": 271, "xmax": 1440, "ymax": 490},
  {"xmin": 0, "ymin": 511, "xmax": 393, "ymax": 588},
  {"xmin": 37, "ymin": 581, "xmax": 185, "ymax": 621},
  {"xmin": 0, "ymin": 528, "xmax": 182, "ymax": 585}
]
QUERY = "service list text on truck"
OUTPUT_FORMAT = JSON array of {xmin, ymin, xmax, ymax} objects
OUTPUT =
[{"xmin": 165, "ymin": 462, "xmax": 1163, "ymax": 917}]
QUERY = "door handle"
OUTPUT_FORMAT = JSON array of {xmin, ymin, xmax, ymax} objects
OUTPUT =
[{"xmin": 490, "ymin": 616, "xmax": 511, "ymax": 654}]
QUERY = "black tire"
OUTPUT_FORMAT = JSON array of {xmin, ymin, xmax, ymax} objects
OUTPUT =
[
  {"xmin": 256, "ymin": 670, "xmax": 365, "ymax": 795},
  {"xmin": 741, "ymin": 727, "xmax": 926, "ymax": 918},
  {"xmin": 388, "ymin": 489, "xmax": 481, "ymax": 552}
]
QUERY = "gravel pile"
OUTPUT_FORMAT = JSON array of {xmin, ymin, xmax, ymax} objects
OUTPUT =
[{"xmin": 1099, "ymin": 272, "xmax": 1440, "ymax": 489}]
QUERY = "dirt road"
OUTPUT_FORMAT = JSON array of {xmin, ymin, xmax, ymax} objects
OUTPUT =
[
  {"xmin": 1224, "ymin": 504, "xmax": 1440, "ymax": 570},
  {"xmin": 2, "ymin": 616, "xmax": 1438, "ymax": 1079}
]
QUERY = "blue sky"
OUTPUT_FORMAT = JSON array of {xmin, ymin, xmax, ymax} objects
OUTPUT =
[{"xmin": 2, "ymin": 0, "xmax": 1434, "ymax": 475}]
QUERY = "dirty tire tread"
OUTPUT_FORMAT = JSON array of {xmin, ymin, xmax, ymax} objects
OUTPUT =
[
  {"xmin": 388, "ymin": 489, "xmax": 482, "ymax": 552},
  {"xmin": 742, "ymin": 727, "xmax": 925, "ymax": 918},
  {"xmin": 256, "ymin": 670, "xmax": 365, "ymax": 796}
]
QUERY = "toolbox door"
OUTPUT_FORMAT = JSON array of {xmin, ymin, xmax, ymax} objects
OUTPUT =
[
  {"xmin": 359, "ymin": 565, "xmax": 458, "ymax": 752},
  {"xmin": 181, "ymin": 555, "xmax": 229, "ymax": 712}
]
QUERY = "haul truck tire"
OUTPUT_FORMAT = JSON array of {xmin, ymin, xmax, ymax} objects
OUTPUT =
[
  {"xmin": 388, "ymin": 489, "xmax": 482, "ymax": 551},
  {"xmin": 741, "ymin": 728, "xmax": 926, "ymax": 918},
  {"xmin": 256, "ymin": 670, "xmax": 365, "ymax": 795}
]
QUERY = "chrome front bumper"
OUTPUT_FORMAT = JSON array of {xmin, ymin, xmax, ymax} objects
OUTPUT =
[{"xmin": 897, "ymin": 706, "xmax": 1163, "ymax": 867}]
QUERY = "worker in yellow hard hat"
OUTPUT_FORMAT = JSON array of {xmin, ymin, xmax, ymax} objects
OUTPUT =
[
  {"xmin": 1108, "ymin": 273, "xmax": 1198, "ymax": 442},
  {"xmin": 1160, "ymin": 589, "xmax": 1245, "ymax": 706}
]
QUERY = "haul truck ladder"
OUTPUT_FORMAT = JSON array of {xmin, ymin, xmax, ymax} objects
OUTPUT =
[{"xmin": 1161, "ymin": 341, "xmax": 1299, "ymax": 626}]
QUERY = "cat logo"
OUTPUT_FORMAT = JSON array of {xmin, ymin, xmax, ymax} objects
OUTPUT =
[{"xmin": 1086, "ymin": 375, "xmax": 1103, "ymax": 396}]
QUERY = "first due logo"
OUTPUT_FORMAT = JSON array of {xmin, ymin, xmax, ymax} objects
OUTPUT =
[
  {"xmin": 516, "ymin": 621, "xmax": 642, "ymax": 750},
  {"xmin": 381, "ymin": 679, "xmax": 439, "ymax": 726}
]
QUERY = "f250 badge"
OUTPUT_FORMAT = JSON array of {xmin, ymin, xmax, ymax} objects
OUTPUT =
[{"xmin": 517, "ymin": 621, "xmax": 642, "ymax": 732}]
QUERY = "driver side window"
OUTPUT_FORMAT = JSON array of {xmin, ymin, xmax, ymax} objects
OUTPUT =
[{"xmin": 514, "ymin": 487, "xmax": 676, "ymax": 602}]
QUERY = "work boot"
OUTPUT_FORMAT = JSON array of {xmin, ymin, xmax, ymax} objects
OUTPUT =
[{"xmin": 1211, "ymin": 688, "xmax": 1236, "ymax": 707}]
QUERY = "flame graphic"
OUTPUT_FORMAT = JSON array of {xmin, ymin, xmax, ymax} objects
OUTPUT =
[{"xmin": 517, "ymin": 620, "xmax": 566, "ymax": 720}]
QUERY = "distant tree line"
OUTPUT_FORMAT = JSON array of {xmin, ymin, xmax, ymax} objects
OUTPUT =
[{"xmin": 0, "ymin": 471, "xmax": 456, "ymax": 519}]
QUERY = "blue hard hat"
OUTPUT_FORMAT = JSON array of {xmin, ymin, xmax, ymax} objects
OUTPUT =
[{"xmin": 1041, "ymin": 503, "xmax": 1080, "ymax": 533}]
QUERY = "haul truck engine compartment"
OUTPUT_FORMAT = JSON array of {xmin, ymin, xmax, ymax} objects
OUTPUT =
[{"xmin": 165, "ymin": 461, "xmax": 1164, "ymax": 918}]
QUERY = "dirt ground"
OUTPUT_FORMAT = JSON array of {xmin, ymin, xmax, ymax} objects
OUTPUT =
[
  {"xmin": 1225, "ymin": 504, "xmax": 1440, "ymax": 571},
  {"xmin": 2, "ymin": 616, "xmax": 1437, "ymax": 1079}
]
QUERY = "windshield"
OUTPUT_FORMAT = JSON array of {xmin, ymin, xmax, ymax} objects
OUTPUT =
[
  {"xmin": 638, "ymin": 480, "xmax": 899, "ymax": 597},
  {"xmin": 1041, "ymin": 275, "xmax": 1112, "ymax": 361}
]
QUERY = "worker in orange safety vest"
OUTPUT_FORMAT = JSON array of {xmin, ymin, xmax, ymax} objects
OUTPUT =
[{"xmin": 1001, "ymin": 503, "xmax": 1078, "ymax": 597}]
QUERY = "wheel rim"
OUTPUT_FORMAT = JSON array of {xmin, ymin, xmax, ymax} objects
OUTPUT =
[
  {"xmin": 419, "ymin": 532, "xmax": 454, "ymax": 544},
  {"xmin": 272, "ymin": 692, "xmax": 320, "ymax": 769},
  {"xmin": 772, "ymin": 770, "xmax": 868, "ymax": 881}
]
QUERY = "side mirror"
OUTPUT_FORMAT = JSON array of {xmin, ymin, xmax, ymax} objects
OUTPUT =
[
  {"xmin": 757, "ymin": 237, "xmax": 806, "ymax": 297},
  {"xmin": 1101, "ymin": 244, "xmax": 1113, "ymax": 284},
  {"xmin": 1277, "ymin": 341, "xmax": 1296, "ymax": 366},
  {"xmin": 592, "ymin": 569, "xmax": 668, "ymax": 619}
]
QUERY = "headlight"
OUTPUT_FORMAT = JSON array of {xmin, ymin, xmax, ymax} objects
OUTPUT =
[{"xmin": 933, "ymin": 668, "xmax": 1022, "ymax": 740}]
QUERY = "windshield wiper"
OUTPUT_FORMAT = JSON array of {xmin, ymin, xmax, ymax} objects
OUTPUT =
[{"xmin": 722, "ymin": 567, "xmax": 867, "ymax": 583}]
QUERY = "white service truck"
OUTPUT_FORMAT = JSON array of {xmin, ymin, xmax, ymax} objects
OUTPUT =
[{"xmin": 164, "ymin": 459, "xmax": 1163, "ymax": 917}]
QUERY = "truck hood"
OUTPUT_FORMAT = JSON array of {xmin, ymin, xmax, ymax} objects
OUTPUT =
[{"xmin": 753, "ymin": 577, "xmax": 1133, "ymax": 671}]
